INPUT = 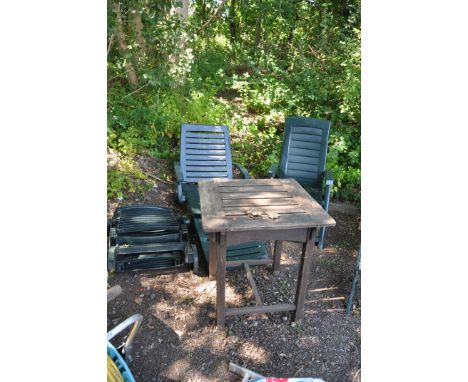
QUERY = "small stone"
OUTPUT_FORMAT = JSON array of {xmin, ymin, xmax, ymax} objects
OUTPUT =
[
  {"xmin": 291, "ymin": 322, "xmax": 296, "ymax": 327},
  {"xmin": 175, "ymin": 330, "xmax": 184, "ymax": 338},
  {"xmin": 150, "ymin": 293, "xmax": 156, "ymax": 299},
  {"xmin": 252, "ymin": 321, "xmax": 258, "ymax": 327},
  {"xmin": 283, "ymin": 316, "xmax": 288, "ymax": 321},
  {"xmin": 139, "ymin": 294, "xmax": 144, "ymax": 298}
]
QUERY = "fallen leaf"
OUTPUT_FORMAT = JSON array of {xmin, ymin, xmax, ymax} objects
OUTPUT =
[
  {"xmin": 246, "ymin": 208, "xmax": 262, "ymax": 218},
  {"xmin": 265, "ymin": 211, "xmax": 280, "ymax": 220}
]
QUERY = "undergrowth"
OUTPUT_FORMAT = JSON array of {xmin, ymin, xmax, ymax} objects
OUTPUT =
[{"xmin": 107, "ymin": 1, "xmax": 361, "ymax": 204}]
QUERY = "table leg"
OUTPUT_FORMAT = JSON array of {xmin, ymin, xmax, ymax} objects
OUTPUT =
[
  {"xmin": 273, "ymin": 240, "xmax": 283, "ymax": 274},
  {"xmin": 208, "ymin": 232, "xmax": 217, "ymax": 280},
  {"xmin": 294, "ymin": 229, "xmax": 317, "ymax": 322},
  {"xmin": 216, "ymin": 232, "xmax": 227, "ymax": 328}
]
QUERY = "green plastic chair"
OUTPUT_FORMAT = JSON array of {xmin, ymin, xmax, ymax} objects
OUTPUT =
[
  {"xmin": 174, "ymin": 124, "xmax": 269, "ymax": 269},
  {"xmin": 267, "ymin": 117, "xmax": 334, "ymax": 249}
]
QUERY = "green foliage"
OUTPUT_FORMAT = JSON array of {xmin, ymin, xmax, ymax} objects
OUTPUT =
[
  {"xmin": 107, "ymin": 154, "xmax": 152, "ymax": 198},
  {"xmin": 231, "ymin": 123, "xmax": 282, "ymax": 176},
  {"xmin": 107, "ymin": 169, "xmax": 135, "ymax": 198},
  {"xmin": 107, "ymin": 0, "xmax": 361, "ymax": 203}
]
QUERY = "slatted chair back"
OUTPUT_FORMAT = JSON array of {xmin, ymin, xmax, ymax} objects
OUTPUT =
[
  {"xmin": 180, "ymin": 124, "xmax": 233, "ymax": 182},
  {"xmin": 279, "ymin": 117, "xmax": 331, "ymax": 188}
]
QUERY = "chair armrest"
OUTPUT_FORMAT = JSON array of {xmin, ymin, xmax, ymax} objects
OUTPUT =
[
  {"xmin": 322, "ymin": 170, "xmax": 334, "ymax": 212},
  {"xmin": 174, "ymin": 161, "xmax": 186, "ymax": 203},
  {"xmin": 174, "ymin": 161, "xmax": 183, "ymax": 181},
  {"xmin": 233, "ymin": 163, "xmax": 251, "ymax": 179},
  {"xmin": 266, "ymin": 163, "xmax": 279, "ymax": 178},
  {"xmin": 325, "ymin": 170, "xmax": 334, "ymax": 186}
]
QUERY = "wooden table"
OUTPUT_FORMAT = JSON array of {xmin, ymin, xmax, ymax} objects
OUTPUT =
[{"xmin": 199, "ymin": 178, "xmax": 336, "ymax": 328}]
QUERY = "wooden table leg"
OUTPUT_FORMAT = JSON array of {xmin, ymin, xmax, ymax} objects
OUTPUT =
[
  {"xmin": 216, "ymin": 232, "xmax": 227, "ymax": 328},
  {"xmin": 294, "ymin": 229, "xmax": 317, "ymax": 322},
  {"xmin": 273, "ymin": 240, "xmax": 283, "ymax": 274},
  {"xmin": 208, "ymin": 232, "xmax": 217, "ymax": 280}
]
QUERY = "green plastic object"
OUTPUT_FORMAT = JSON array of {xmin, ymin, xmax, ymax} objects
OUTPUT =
[
  {"xmin": 174, "ymin": 123, "xmax": 269, "ymax": 268},
  {"xmin": 193, "ymin": 218, "xmax": 268, "ymax": 270},
  {"xmin": 107, "ymin": 205, "xmax": 197, "ymax": 273},
  {"xmin": 279, "ymin": 117, "xmax": 331, "ymax": 186},
  {"xmin": 268, "ymin": 117, "xmax": 334, "ymax": 249}
]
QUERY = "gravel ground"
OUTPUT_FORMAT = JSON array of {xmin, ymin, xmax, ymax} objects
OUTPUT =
[{"xmin": 107, "ymin": 152, "xmax": 361, "ymax": 382}]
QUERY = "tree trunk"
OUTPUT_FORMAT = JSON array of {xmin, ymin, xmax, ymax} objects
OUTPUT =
[
  {"xmin": 198, "ymin": 0, "xmax": 228, "ymax": 34},
  {"xmin": 288, "ymin": 3, "xmax": 299, "ymax": 44},
  {"xmin": 113, "ymin": 2, "xmax": 138, "ymax": 88},
  {"xmin": 131, "ymin": 10, "xmax": 146, "ymax": 60},
  {"xmin": 229, "ymin": 0, "xmax": 237, "ymax": 42},
  {"xmin": 255, "ymin": 16, "xmax": 262, "ymax": 47},
  {"xmin": 174, "ymin": 0, "xmax": 189, "ymax": 22},
  {"xmin": 170, "ymin": 0, "xmax": 189, "ymax": 65},
  {"xmin": 201, "ymin": 0, "xmax": 207, "ymax": 22}
]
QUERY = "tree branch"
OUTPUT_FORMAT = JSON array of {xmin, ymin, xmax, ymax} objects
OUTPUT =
[
  {"xmin": 122, "ymin": 84, "xmax": 148, "ymax": 99},
  {"xmin": 107, "ymin": 32, "xmax": 115, "ymax": 56},
  {"xmin": 113, "ymin": 2, "xmax": 139, "ymax": 87},
  {"xmin": 177, "ymin": 0, "xmax": 227, "ymax": 48},
  {"xmin": 198, "ymin": 0, "xmax": 228, "ymax": 34},
  {"xmin": 308, "ymin": 45, "xmax": 325, "ymax": 63}
]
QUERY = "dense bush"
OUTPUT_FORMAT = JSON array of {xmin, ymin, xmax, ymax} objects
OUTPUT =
[
  {"xmin": 107, "ymin": 0, "xmax": 361, "ymax": 204},
  {"xmin": 107, "ymin": 152, "xmax": 152, "ymax": 198}
]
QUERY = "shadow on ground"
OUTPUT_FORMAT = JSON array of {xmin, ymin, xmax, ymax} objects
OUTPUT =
[{"xmin": 107, "ymin": 202, "xmax": 361, "ymax": 382}]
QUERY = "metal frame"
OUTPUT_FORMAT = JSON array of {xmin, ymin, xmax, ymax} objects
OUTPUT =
[
  {"xmin": 107, "ymin": 313, "xmax": 143, "ymax": 362},
  {"xmin": 229, "ymin": 362, "xmax": 265, "ymax": 381},
  {"xmin": 346, "ymin": 248, "xmax": 361, "ymax": 315},
  {"xmin": 229, "ymin": 362, "xmax": 326, "ymax": 381}
]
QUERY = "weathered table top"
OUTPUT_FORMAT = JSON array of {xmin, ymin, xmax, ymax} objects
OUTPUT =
[{"xmin": 199, "ymin": 178, "xmax": 336, "ymax": 233}]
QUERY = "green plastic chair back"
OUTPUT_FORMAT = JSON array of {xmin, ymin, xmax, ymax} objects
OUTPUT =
[{"xmin": 279, "ymin": 117, "xmax": 331, "ymax": 188}]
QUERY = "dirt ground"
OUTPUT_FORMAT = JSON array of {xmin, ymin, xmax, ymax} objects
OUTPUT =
[{"xmin": 107, "ymin": 152, "xmax": 361, "ymax": 382}]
